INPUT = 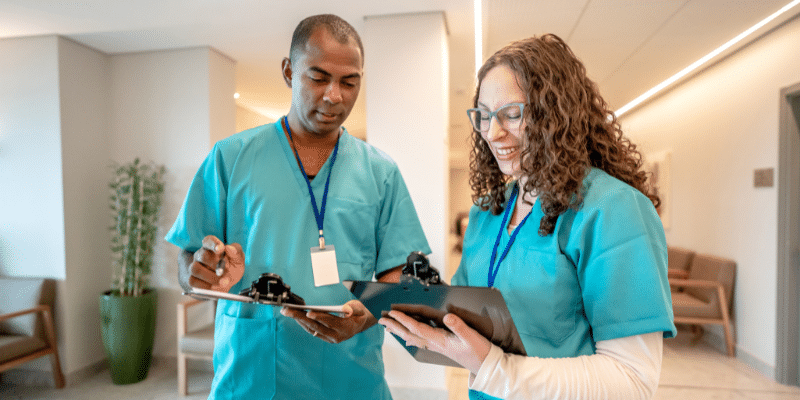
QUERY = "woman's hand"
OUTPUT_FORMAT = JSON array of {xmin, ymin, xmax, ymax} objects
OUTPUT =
[{"xmin": 379, "ymin": 310, "xmax": 492, "ymax": 374}]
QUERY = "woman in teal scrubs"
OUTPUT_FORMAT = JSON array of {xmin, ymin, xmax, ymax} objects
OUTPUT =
[{"xmin": 380, "ymin": 34, "xmax": 676, "ymax": 400}]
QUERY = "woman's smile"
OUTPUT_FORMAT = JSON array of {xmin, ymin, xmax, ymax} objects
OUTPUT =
[{"xmin": 494, "ymin": 146, "xmax": 518, "ymax": 157}]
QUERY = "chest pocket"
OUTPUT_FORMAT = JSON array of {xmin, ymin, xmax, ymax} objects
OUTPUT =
[
  {"xmin": 324, "ymin": 197, "xmax": 379, "ymax": 278},
  {"xmin": 501, "ymin": 248, "xmax": 581, "ymax": 346}
]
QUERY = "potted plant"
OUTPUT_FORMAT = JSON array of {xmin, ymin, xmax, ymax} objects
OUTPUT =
[{"xmin": 99, "ymin": 158, "xmax": 165, "ymax": 385}]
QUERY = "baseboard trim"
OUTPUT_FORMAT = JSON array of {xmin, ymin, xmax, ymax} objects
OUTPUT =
[
  {"xmin": 67, "ymin": 359, "xmax": 107, "ymax": 387},
  {"xmin": 702, "ymin": 328, "xmax": 775, "ymax": 380}
]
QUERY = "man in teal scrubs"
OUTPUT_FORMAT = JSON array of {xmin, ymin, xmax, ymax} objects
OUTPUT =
[{"xmin": 166, "ymin": 14, "xmax": 430, "ymax": 399}]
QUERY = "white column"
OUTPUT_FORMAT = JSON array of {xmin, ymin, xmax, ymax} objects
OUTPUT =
[
  {"xmin": 58, "ymin": 36, "xmax": 113, "ymax": 378},
  {"xmin": 0, "ymin": 36, "xmax": 65, "ymax": 280},
  {"xmin": 208, "ymin": 49, "xmax": 237, "ymax": 147},
  {"xmin": 364, "ymin": 12, "xmax": 450, "ymax": 393}
]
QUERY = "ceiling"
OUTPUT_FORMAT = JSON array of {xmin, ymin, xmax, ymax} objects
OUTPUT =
[{"xmin": 2, "ymin": 0, "xmax": 798, "ymax": 142}]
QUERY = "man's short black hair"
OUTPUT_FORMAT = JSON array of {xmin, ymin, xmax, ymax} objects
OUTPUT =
[{"xmin": 290, "ymin": 14, "xmax": 364, "ymax": 65}]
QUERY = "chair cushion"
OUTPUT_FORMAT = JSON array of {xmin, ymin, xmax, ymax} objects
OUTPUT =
[
  {"xmin": 685, "ymin": 255, "xmax": 735, "ymax": 308},
  {"xmin": 672, "ymin": 292, "xmax": 722, "ymax": 320},
  {"xmin": 0, "ymin": 278, "xmax": 43, "ymax": 336},
  {"xmin": 0, "ymin": 334, "xmax": 47, "ymax": 363},
  {"xmin": 179, "ymin": 324, "xmax": 214, "ymax": 355},
  {"xmin": 667, "ymin": 247, "xmax": 694, "ymax": 272}
]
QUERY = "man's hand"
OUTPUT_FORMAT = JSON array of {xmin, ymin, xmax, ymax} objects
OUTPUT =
[
  {"xmin": 179, "ymin": 235, "xmax": 244, "ymax": 293},
  {"xmin": 278, "ymin": 264, "xmax": 403, "ymax": 343},
  {"xmin": 280, "ymin": 300, "xmax": 375, "ymax": 344},
  {"xmin": 379, "ymin": 311, "xmax": 492, "ymax": 375}
]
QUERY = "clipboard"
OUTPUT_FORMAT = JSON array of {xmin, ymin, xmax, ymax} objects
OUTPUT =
[
  {"xmin": 342, "ymin": 275, "xmax": 527, "ymax": 367},
  {"xmin": 184, "ymin": 288, "xmax": 345, "ymax": 313}
]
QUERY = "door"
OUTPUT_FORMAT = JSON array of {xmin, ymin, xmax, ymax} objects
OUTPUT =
[{"xmin": 777, "ymin": 83, "xmax": 800, "ymax": 387}]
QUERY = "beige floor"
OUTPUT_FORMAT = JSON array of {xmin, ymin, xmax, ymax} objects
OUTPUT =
[
  {"xmin": 654, "ymin": 330, "xmax": 800, "ymax": 400},
  {"xmin": 447, "ymin": 329, "xmax": 800, "ymax": 400},
  {"xmin": 2, "ymin": 329, "xmax": 799, "ymax": 400}
]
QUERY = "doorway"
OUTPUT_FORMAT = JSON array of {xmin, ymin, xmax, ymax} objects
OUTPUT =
[{"xmin": 777, "ymin": 82, "xmax": 800, "ymax": 386}]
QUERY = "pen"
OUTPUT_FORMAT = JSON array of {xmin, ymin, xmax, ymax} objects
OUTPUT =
[{"xmin": 216, "ymin": 259, "xmax": 225, "ymax": 277}]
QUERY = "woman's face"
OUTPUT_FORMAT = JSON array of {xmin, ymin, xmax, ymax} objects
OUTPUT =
[{"xmin": 477, "ymin": 65, "xmax": 527, "ymax": 178}]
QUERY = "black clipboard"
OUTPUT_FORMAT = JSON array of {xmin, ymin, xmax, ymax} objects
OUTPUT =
[{"xmin": 342, "ymin": 275, "xmax": 527, "ymax": 367}]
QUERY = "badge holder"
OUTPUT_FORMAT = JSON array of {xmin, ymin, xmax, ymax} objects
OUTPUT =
[{"xmin": 310, "ymin": 236, "xmax": 339, "ymax": 287}]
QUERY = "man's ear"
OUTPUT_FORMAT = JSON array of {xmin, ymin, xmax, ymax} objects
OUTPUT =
[{"xmin": 281, "ymin": 57, "xmax": 292, "ymax": 88}]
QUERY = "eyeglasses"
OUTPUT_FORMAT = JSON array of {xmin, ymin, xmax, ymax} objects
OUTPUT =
[{"xmin": 466, "ymin": 103, "xmax": 525, "ymax": 133}]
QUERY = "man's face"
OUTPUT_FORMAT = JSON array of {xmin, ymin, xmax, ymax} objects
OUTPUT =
[{"xmin": 284, "ymin": 27, "xmax": 363, "ymax": 138}]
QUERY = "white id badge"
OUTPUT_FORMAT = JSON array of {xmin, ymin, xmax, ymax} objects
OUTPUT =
[{"xmin": 310, "ymin": 245, "xmax": 339, "ymax": 287}]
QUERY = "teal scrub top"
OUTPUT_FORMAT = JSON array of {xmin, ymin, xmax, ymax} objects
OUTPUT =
[
  {"xmin": 166, "ymin": 120, "xmax": 431, "ymax": 400},
  {"xmin": 453, "ymin": 168, "xmax": 676, "ymax": 400}
]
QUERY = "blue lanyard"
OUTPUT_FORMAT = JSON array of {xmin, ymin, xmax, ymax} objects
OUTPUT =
[
  {"xmin": 487, "ymin": 183, "xmax": 531, "ymax": 288},
  {"xmin": 282, "ymin": 116, "xmax": 340, "ymax": 249}
]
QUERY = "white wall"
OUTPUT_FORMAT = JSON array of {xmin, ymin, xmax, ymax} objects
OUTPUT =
[
  {"xmin": 0, "ymin": 36, "xmax": 65, "ymax": 280},
  {"xmin": 364, "ymin": 12, "xmax": 450, "ymax": 393},
  {"xmin": 620, "ymin": 15, "xmax": 800, "ymax": 377},
  {"xmin": 58, "ymin": 36, "xmax": 113, "ymax": 375},
  {"xmin": 236, "ymin": 104, "xmax": 275, "ymax": 133}
]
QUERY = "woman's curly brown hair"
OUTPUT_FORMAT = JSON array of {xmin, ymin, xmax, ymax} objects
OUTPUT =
[{"xmin": 469, "ymin": 34, "xmax": 659, "ymax": 236}]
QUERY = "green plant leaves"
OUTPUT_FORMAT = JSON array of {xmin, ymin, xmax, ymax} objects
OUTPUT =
[{"xmin": 108, "ymin": 158, "xmax": 166, "ymax": 296}]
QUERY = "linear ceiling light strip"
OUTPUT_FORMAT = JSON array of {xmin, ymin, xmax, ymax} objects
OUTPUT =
[{"xmin": 615, "ymin": 0, "xmax": 800, "ymax": 117}]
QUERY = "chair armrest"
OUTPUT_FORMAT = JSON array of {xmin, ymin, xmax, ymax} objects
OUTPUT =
[
  {"xmin": 177, "ymin": 298, "xmax": 212, "ymax": 336},
  {"xmin": 177, "ymin": 298, "xmax": 205, "ymax": 312},
  {"xmin": 668, "ymin": 269, "xmax": 689, "ymax": 279},
  {"xmin": 668, "ymin": 278, "xmax": 723, "ymax": 289},
  {"xmin": 0, "ymin": 304, "xmax": 58, "ymax": 351},
  {"xmin": 669, "ymin": 278, "xmax": 729, "ymax": 312},
  {"xmin": 669, "ymin": 278, "xmax": 732, "ymax": 326},
  {"xmin": 0, "ymin": 304, "xmax": 49, "ymax": 323}
]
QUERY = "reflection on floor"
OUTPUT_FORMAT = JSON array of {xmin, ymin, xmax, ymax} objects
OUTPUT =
[
  {"xmin": 654, "ymin": 329, "xmax": 799, "ymax": 400},
  {"xmin": 2, "ymin": 328, "xmax": 799, "ymax": 400}
]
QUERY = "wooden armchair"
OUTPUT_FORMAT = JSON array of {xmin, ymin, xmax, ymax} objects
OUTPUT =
[
  {"xmin": 0, "ymin": 277, "xmax": 65, "ymax": 388},
  {"xmin": 669, "ymin": 254, "xmax": 736, "ymax": 356},
  {"xmin": 177, "ymin": 298, "xmax": 215, "ymax": 396}
]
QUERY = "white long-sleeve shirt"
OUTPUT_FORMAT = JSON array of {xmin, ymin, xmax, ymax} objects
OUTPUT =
[{"xmin": 470, "ymin": 332, "xmax": 663, "ymax": 400}]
